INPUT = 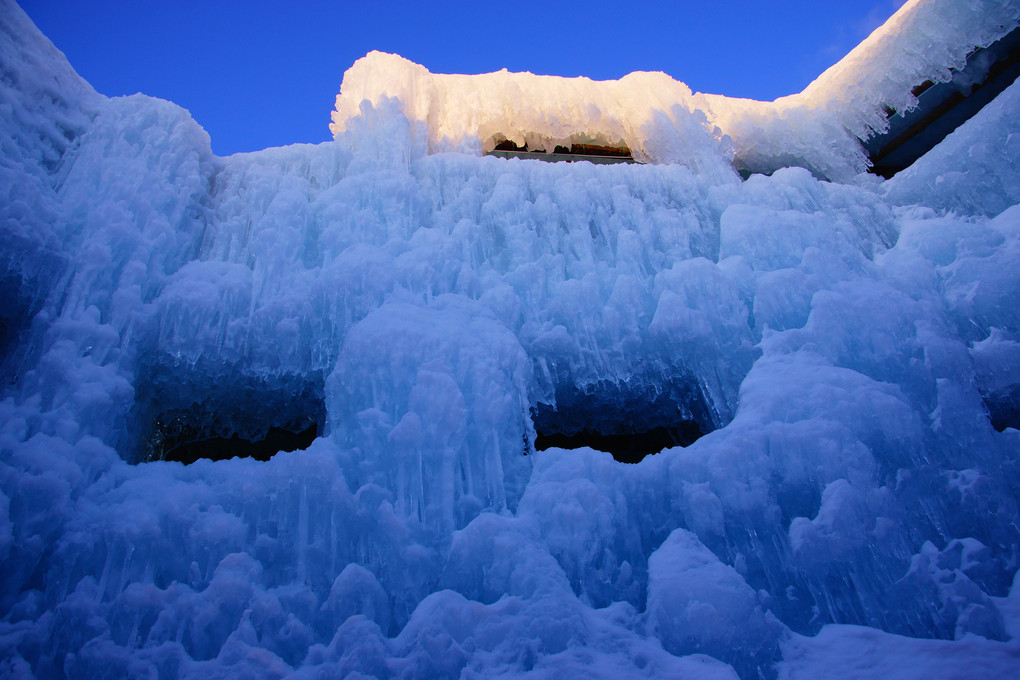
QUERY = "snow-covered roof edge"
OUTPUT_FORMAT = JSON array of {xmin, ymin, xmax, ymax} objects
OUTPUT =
[
  {"xmin": 331, "ymin": 0, "xmax": 1019, "ymax": 181},
  {"xmin": 797, "ymin": 0, "xmax": 1020, "ymax": 141}
]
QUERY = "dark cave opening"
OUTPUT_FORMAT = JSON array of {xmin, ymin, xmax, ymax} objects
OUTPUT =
[
  {"xmin": 534, "ymin": 422, "xmax": 704, "ymax": 464},
  {"xmin": 0, "ymin": 277, "xmax": 32, "ymax": 370},
  {"xmin": 486, "ymin": 138, "xmax": 637, "ymax": 164},
  {"xmin": 984, "ymin": 388, "xmax": 1020, "ymax": 433},
  {"xmin": 154, "ymin": 419, "xmax": 319, "ymax": 465},
  {"xmin": 530, "ymin": 380, "xmax": 717, "ymax": 463},
  {"xmin": 134, "ymin": 363, "xmax": 325, "ymax": 465}
]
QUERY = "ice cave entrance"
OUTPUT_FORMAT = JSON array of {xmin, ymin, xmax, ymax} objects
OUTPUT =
[
  {"xmin": 145, "ymin": 414, "xmax": 319, "ymax": 465},
  {"xmin": 533, "ymin": 423, "xmax": 704, "ymax": 464},
  {"xmin": 530, "ymin": 382, "xmax": 715, "ymax": 463},
  {"xmin": 485, "ymin": 139, "xmax": 637, "ymax": 164},
  {"xmin": 136, "ymin": 372, "xmax": 326, "ymax": 465}
]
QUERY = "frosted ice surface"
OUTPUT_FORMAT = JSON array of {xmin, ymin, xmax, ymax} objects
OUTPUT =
[{"xmin": 3, "ymin": 0, "xmax": 1020, "ymax": 678}]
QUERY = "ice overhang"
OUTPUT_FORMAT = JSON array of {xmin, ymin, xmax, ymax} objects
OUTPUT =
[{"xmin": 865, "ymin": 25, "xmax": 1020, "ymax": 177}]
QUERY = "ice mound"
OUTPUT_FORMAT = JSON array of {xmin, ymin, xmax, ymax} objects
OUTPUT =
[
  {"xmin": 330, "ymin": 51, "xmax": 738, "ymax": 181},
  {"xmin": 3, "ymin": 0, "xmax": 1020, "ymax": 677},
  {"xmin": 326, "ymin": 296, "xmax": 534, "ymax": 532}
]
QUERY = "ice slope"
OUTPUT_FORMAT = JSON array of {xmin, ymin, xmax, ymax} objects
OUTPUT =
[{"xmin": 2, "ymin": 0, "xmax": 1020, "ymax": 678}]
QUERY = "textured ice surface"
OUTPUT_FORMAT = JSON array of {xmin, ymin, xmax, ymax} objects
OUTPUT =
[{"xmin": 2, "ymin": 0, "xmax": 1020, "ymax": 677}]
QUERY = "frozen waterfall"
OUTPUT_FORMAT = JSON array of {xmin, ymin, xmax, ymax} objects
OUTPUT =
[{"xmin": 2, "ymin": 0, "xmax": 1020, "ymax": 678}]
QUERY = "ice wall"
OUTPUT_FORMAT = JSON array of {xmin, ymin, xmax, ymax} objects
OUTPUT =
[
  {"xmin": 3, "ymin": 0, "xmax": 1020, "ymax": 678},
  {"xmin": 0, "ymin": 0, "xmax": 100, "ymax": 361},
  {"xmin": 331, "ymin": 0, "xmax": 1020, "ymax": 181}
]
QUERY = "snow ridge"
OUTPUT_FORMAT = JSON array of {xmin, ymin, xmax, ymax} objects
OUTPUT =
[{"xmin": 331, "ymin": 0, "xmax": 1020, "ymax": 181}]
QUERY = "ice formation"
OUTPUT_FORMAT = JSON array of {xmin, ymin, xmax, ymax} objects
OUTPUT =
[{"xmin": 2, "ymin": 0, "xmax": 1020, "ymax": 677}]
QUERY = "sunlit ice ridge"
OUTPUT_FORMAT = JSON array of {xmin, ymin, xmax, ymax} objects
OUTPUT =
[
  {"xmin": 2, "ymin": 0, "xmax": 1020, "ymax": 678},
  {"xmin": 331, "ymin": 0, "xmax": 1018, "ymax": 182}
]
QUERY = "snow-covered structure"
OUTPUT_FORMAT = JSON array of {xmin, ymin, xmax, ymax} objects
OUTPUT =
[
  {"xmin": 1, "ymin": 0, "xmax": 1020, "ymax": 677},
  {"xmin": 331, "ymin": 0, "xmax": 1020, "ymax": 181}
]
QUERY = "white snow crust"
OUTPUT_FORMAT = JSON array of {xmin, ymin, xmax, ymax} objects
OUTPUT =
[
  {"xmin": 331, "ymin": 0, "xmax": 1020, "ymax": 181},
  {"xmin": 3, "ymin": 0, "xmax": 1020, "ymax": 678}
]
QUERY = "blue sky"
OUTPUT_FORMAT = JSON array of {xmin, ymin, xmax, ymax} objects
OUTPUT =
[{"xmin": 21, "ymin": 0, "xmax": 907, "ymax": 156}]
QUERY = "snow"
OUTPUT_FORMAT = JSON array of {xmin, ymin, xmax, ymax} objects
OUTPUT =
[
  {"xmin": 331, "ymin": 0, "xmax": 1020, "ymax": 181},
  {"xmin": 2, "ymin": 0, "xmax": 1020, "ymax": 677}
]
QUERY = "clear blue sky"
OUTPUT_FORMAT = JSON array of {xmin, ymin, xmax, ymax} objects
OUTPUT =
[{"xmin": 21, "ymin": 0, "xmax": 907, "ymax": 156}]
